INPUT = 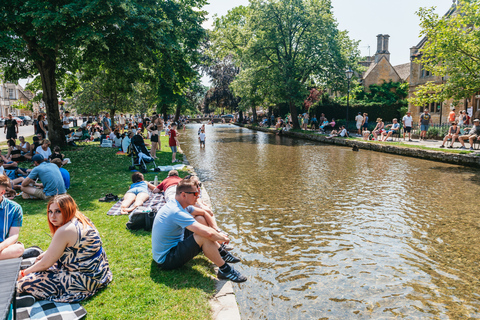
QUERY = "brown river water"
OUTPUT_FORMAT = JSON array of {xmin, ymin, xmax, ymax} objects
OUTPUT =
[{"xmin": 179, "ymin": 124, "xmax": 480, "ymax": 319}]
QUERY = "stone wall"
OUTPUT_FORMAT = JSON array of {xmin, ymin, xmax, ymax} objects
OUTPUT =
[{"xmin": 239, "ymin": 125, "xmax": 480, "ymax": 168}]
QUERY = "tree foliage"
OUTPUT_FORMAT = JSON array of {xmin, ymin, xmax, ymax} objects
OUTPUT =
[
  {"xmin": 409, "ymin": 1, "xmax": 480, "ymax": 105},
  {"xmin": 210, "ymin": 0, "xmax": 360, "ymax": 128}
]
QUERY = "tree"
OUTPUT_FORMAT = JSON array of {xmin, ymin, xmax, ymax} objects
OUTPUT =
[
  {"xmin": 211, "ymin": 0, "xmax": 359, "ymax": 129},
  {"xmin": 0, "ymin": 0, "xmax": 186, "ymax": 146},
  {"xmin": 409, "ymin": 1, "xmax": 480, "ymax": 105}
]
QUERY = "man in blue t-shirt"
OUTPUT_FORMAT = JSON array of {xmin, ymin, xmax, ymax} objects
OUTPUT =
[
  {"xmin": 152, "ymin": 179, "xmax": 247, "ymax": 282},
  {"xmin": 21, "ymin": 154, "xmax": 66, "ymax": 200},
  {"xmin": 0, "ymin": 175, "xmax": 24, "ymax": 260},
  {"xmin": 381, "ymin": 118, "xmax": 400, "ymax": 141},
  {"xmin": 51, "ymin": 158, "xmax": 70, "ymax": 189}
]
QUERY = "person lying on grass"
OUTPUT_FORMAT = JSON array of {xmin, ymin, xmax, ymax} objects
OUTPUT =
[
  {"xmin": 17, "ymin": 194, "xmax": 112, "ymax": 305},
  {"xmin": 0, "ymin": 174, "xmax": 24, "ymax": 260},
  {"xmin": 152, "ymin": 179, "xmax": 247, "ymax": 283},
  {"xmin": 120, "ymin": 172, "xmax": 156, "ymax": 215}
]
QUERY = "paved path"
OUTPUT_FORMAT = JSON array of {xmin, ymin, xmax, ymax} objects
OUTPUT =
[
  {"xmin": 0, "ymin": 125, "xmax": 34, "ymax": 143},
  {"xmin": 0, "ymin": 120, "xmax": 86, "ymax": 143}
]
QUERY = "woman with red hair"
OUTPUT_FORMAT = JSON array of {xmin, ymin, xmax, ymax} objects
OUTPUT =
[{"xmin": 17, "ymin": 194, "xmax": 112, "ymax": 303}]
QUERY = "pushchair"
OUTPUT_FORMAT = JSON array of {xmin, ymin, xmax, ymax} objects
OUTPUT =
[{"xmin": 128, "ymin": 134, "xmax": 160, "ymax": 173}]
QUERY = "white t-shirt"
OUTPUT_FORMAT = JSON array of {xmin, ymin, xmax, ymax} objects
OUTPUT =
[
  {"xmin": 122, "ymin": 137, "xmax": 131, "ymax": 153},
  {"xmin": 199, "ymin": 132, "xmax": 206, "ymax": 142},
  {"xmin": 36, "ymin": 146, "xmax": 52, "ymax": 160},
  {"xmin": 62, "ymin": 116, "xmax": 70, "ymax": 129},
  {"xmin": 355, "ymin": 115, "xmax": 363, "ymax": 124},
  {"xmin": 119, "ymin": 116, "xmax": 125, "ymax": 125},
  {"xmin": 339, "ymin": 128, "xmax": 347, "ymax": 137},
  {"xmin": 0, "ymin": 166, "xmax": 4, "ymax": 176},
  {"xmin": 402, "ymin": 115, "xmax": 413, "ymax": 127},
  {"xmin": 109, "ymin": 132, "xmax": 116, "ymax": 140}
]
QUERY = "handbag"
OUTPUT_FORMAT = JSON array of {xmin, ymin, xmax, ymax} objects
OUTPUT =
[{"xmin": 126, "ymin": 207, "xmax": 158, "ymax": 231}]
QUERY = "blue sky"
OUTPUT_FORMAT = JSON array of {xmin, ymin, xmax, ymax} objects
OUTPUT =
[{"xmin": 203, "ymin": 0, "xmax": 453, "ymax": 67}]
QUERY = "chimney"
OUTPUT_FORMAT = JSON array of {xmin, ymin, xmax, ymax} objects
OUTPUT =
[
  {"xmin": 382, "ymin": 34, "xmax": 390, "ymax": 53},
  {"xmin": 376, "ymin": 34, "xmax": 383, "ymax": 54}
]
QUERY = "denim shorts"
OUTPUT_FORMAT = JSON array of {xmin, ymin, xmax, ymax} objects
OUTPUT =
[
  {"xmin": 421, "ymin": 124, "xmax": 429, "ymax": 131},
  {"xmin": 127, "ymin": 187, "xmax": 148, "ymax": 195},
  {"xmin": 170, "ymin": 146, "xmax": 177, "ymax": 153}
]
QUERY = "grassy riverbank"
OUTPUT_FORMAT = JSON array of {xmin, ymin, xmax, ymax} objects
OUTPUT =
[{"xmin": 15, "ymin": 136, "xmax": 216, "ymax": 319}]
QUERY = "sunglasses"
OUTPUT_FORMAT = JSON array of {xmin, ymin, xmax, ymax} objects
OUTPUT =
[{"xmin": 184, "ymin": 191, "xmax": 199, "ymax": 197}]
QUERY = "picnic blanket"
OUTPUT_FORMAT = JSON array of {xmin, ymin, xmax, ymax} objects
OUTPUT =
[
  {"xmin": 151, "ymin": 164, "xmax": 186, "ymax": 172},
  {"xmin": 107, "ymin": 191, "xmax": 166, "ymax": 216},
  {"xmin": 16, "ymin": 300, "xmax": 86, "ymax": 320}
]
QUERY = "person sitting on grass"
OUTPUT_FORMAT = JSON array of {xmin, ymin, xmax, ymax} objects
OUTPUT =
[
  {"xmin": 327, "ymin": 125, "xmax": 348, "ymax": 138},
  {"xmin": 0, "ymin": 158, "xmax": 26, "ymax": 195},
  {"xmin": 17, "ymin": 194, "xmax": 113, "ymax": 304},
  {"xmin": 51, "ymin": 159, "xmax": 70, "ymax": 190},
  {"xmin": 4, "ymin": 139, "xmax": 28, "ymax": 162},
  {"xmin": 18, "ymin": 136, "xmax": 30, "ymax": 157},
  {"xmin": 152, "ymin": 179, "xmax": 247, "ymax": 282},
  {"xmin": 35, "ymin": 139, "xmax": 52, "ymax": 160},
  {"xmin": 21, "ymin": 154, "xmax": 66, "ymax": 201},
  {"xmin": 49, "ymin": 146, "xmax": 68, "ymax": 166},
  {"xmin": 120, "ymin": 172, "xmax": 156, "ymax": 215},
  {"xmin": 458, "ymin": 119, "xmax": 480, "ymax": 150},
  {"xmin": 381, "ymin": 118, "xmax": 400, "ymax": 141},
  {"xmin": 0, "ymin": 174, "xmax": 24, "ymax": 260},
  {"xmin": 439, "ymin": 122, "xmax": 460, "ymax": 148}
]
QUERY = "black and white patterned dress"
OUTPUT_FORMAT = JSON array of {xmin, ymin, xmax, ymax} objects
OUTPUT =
[{"xmin": 17, "ymin": 218, "xmax": 113, "ymax": 302}]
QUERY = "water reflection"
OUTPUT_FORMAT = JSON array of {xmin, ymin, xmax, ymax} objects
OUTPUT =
[{"xmin": 180, "ymin": 124, "xmax": 480, "ymax": 319}]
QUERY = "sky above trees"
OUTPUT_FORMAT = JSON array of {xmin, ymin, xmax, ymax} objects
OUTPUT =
[{"xmin": 203, "ymin": 0, "xmax": 453, "ymax": 66}]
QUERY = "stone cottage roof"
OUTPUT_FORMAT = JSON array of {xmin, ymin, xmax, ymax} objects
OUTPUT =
[{"xmin": 393, "ymin": 63, "xmax": 411, "ymax": 81}]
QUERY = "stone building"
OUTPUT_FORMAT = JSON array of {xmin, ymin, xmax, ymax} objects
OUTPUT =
[
  {"xmin": 360, "ymin": 35, "xmax": 410, "ymax": 90},
  {"xmin": 0, "ymin": 81, "xmax": 36, "ymax": 117},
  {"xmin": 407, "ymin": 1, "xmax": 477, "ymax": 124}
]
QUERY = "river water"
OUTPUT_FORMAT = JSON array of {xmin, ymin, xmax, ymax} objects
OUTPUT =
[{"xmin": 180, "ymin": 124, "xmax": 480, "ymax": 319}]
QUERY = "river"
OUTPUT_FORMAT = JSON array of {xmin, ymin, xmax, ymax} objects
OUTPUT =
[{"xmin": 180, "ymin": 124, "xmax": 480, "ymax": 319}]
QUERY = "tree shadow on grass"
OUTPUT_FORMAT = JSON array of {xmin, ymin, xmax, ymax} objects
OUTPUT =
[{"xmin": 149, "ymin": 258, "xmax": 216, "ymax": 294}]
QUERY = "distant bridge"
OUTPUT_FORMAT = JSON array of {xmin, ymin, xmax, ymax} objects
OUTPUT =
[{"xmin": 187, "ymin": 118, "xmax": 231, "ymax": 123}]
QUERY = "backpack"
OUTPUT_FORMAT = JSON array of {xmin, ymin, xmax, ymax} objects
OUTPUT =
[{"xmin": 126, "ymin": 207, "xmax": 158, "ymax": 232}]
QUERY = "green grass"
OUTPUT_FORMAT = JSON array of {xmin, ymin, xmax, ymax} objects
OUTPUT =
[{"xmin": 17, "ymin": 135, "xmax": 215, "ymax": 319}]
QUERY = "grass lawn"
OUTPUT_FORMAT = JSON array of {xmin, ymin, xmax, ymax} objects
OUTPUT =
[{"xmin": 16, "ymin": 135, "xmax": 216, "ymax": 319}]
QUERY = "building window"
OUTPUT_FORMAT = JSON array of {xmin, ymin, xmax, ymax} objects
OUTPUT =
[
  {"xmin": 420, "ymin": 65, "xmax": 431, "ymax": 78},
  {"xmin": 8, "ymin": 89, "xmax": 14, "ymax": 99}
]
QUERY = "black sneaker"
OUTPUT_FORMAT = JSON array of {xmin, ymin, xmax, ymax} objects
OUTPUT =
[
  {"xmin": 16, "ymin": 295, "xmax": 36, "ymax": 308},
  {"xmin": 217, "ymin": 268, "xmax": 247, "ymax": 283},
  {"xmin": 439, "ymin": 145, "xmax": 445, "ymax": 148},
  {"xmin": 221, "ymin": 243, "xmax": 234, "ymax": 251},
  {"xmin": 221, "ymin": 251, "xmax": 241, "ymax": 263}
]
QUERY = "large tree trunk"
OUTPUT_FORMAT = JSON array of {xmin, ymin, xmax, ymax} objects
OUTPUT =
[
  {"xmin": 289, "ymin": 100, "xmax": 300, "ymax": 129},
  {"xmin": 251, "ymin": 106, "xmax": 257, "ymax": 123},
  {"xmin": 161, "ymin": 104, "xmax": 168, "ymax": 122},
  {"xmin": 238, "ymin": 110, "xmax": 243, "ymax": 123},
  {"xmin": 36, "ymin": 57, "xmax": 66, "ymax": 147},
  {"xmin": 174, "ymin": 103, "xmax": 181, "ymax": 123},
  {"xmin": 109, "ymin": 107, "xmax": 116, "ymax": 128}
]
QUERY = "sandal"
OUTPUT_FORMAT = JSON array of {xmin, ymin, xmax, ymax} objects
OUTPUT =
[{"xmin": 99, "ymin": 193, "xmax": 119, "ymax": 202}]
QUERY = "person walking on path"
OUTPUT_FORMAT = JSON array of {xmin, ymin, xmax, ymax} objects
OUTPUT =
[
  {"xmin": 402, "ymin": 111, "xmax": 413, "ymax": 141},
  {"xmin": 419, "ymin": 109, "xmax": 432, "ymax": 140},
  {"xmin": 4, "ymin": 114, "xmax": 18, "ymax": 141}
]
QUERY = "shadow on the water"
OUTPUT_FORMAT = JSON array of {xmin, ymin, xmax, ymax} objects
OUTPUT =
[{"xmin": 430, "ymin": 165, "xmax": 480, "ymax": 186}]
